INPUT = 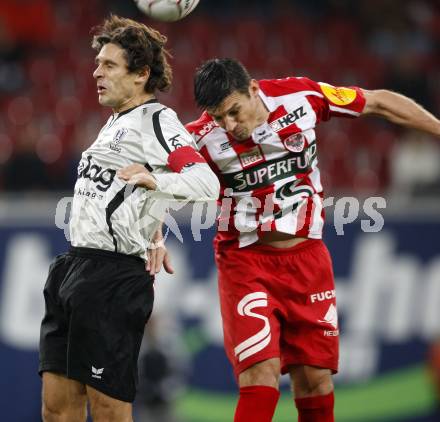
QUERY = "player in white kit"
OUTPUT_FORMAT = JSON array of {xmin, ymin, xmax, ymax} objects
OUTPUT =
[{"xmin": 38, "ymin": 16, "xmax": 219, "ymax": 422}]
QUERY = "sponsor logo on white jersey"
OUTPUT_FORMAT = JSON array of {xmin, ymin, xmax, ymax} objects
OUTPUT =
[
  {"xmin": 270, "ymin": 105, "xmax": 306, "ymax": 132},
  {"xmin": 253, "ymin": 129, "xmax": 272, "ymax": 144},
  {"xmin": 220, "ymin": 141, "xmax": 232, "ymax": 152},
  {"xmin": 77, "ymin": 155, "xmax": 116, "ymax": 192},
  {"xmin": 238, "ymin": 147, "xmax": 264, "ymax": 168},
  {"xmin": 167, "ymin": 134, "xmax": 184, "ymax": 149}
]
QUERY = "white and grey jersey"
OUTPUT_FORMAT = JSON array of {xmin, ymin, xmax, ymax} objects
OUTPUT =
[{"xmin": 69, "ymin": 99, "xmax": 220, "ymax": 259}]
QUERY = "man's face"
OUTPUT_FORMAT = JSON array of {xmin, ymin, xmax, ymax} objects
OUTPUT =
[
  {"xmin": 208, "ymin": 80, "xmax": 264, "ymax": 141},
  {"xmin": 93, "ymin": 43, "xmax": 147, "ymax": 112}
]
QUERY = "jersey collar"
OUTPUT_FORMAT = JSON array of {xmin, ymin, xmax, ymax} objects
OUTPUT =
[
  {"xmin": 114, "ymin": 98, "xmax": 159, "ymax": 119},
  {"xmin": 258, "ymin": 89, "xmax": 276, "ymax": 112}
]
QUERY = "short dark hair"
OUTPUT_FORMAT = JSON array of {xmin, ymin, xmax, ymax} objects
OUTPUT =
[
  {"xmin": 194, "ymin": 58, "xmax": 251, "ymax": 109},
  {"xmin": 92, "ymin": 15, "xmax": 172, "ymax": 93}
]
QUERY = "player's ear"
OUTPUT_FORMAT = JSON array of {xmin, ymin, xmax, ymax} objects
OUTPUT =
[
  {"xmin": 249, "ymin": 79, "xmax": 259, "ymax": 97},
  {"xmin": 135, "ymin": 66, "xmax": 151, "ymax": 86}
]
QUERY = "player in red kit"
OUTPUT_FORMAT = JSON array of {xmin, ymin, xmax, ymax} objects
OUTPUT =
[{"xmin": 184, "ymin": 58, "xmax": 440, "ymax": 422}]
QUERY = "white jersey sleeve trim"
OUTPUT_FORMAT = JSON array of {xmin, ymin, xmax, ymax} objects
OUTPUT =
[
  {"xmin": 329, "ymin": 105, "xmax": 361, "ymax": 116},
  {"xmin": 259, "ymin": 89, "xmax": 324, "ymax": 112}
]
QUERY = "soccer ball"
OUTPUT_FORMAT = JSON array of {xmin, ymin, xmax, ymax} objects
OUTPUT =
[{"xmin": 135, "ymin": 0, "xmax": 200, "ymax": 22}]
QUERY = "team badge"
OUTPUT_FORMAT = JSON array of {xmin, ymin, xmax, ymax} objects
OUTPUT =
[
  {"xmin": 320, "ymin": 83, "xmax": 357, "ymax": 106},
  {"xmin": 110, "ymin": 127, "xmax": 128, "ymax": 152},
  {"xmin": 283, "ymin": 133, "xmax": 305, "ymax": 153}
]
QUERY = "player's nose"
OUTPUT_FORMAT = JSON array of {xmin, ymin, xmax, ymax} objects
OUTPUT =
[
  {"xmin": 93, "ymin": 65, "xmax": 103, "ymax": 79},
  {"xmin": 224, "ymin": 117, "xmax": 237, "ymax": 132}
]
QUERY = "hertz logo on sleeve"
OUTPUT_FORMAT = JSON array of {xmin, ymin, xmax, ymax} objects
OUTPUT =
[{"xmin": 320, "ymin": 83, "xmax": 357, "ymax": 106}]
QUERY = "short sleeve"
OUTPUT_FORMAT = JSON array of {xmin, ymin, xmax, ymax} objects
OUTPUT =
[
  {"xmin": 317, "ymin": 82, "xmax": 366, "ymax": 119},
  {"xmin": 259, "ymin": 76, "xmax": 366, "ymax": 122}
]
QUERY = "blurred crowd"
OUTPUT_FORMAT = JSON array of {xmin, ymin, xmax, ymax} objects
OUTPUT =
[{"xmin": 0, "ymin": 0, "xmax": 439, "ymax": 196}]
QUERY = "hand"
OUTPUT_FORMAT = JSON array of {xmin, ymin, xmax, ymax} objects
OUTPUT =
[
  {"xmin": 146, "ymin": 238, "xmax": 174, "ymax": 275},
  {"xmin": 117, "ymin": 164, "xmax": 157, "ymax": 190}
]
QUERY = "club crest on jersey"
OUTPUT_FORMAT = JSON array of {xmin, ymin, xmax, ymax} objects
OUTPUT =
[
  {"xmin": 110, "ymin": 128, "xmax": 128, "ymax": 152},
  {"xmin": 269, "ymin": 106, "xmax": 306, "ymax": 132},
  {"xmin": 238, "ymin": 146, "xmax": 264, "ymax": 168},
  {"xmin": 283, "ymin": 133, "xmax": 306, "ymax": 153}
]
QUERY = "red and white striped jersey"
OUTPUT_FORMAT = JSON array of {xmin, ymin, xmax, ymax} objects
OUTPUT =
[{"xmin": 186, "ymin": 77, "xmax": 366, "ymax": 249}]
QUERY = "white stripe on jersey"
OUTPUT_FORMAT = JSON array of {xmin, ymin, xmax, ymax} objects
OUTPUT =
[
  {"xmin": 259, "ymin": 89, "xmax": 324, "ymax": 112},
  {"xmin": 308, "ymin": 194, "xmax": 325, "ymax": 239},
  {"xmin": 204, "ymin": 131, "xmax": 242, "ymax": 173},
  {"xmin": 329, "ymin": 104, "xmax": 361, "ymax": 116},
  {"xmin": 309, "ymin": 160, "xmax": 323, "ymax": 192}
]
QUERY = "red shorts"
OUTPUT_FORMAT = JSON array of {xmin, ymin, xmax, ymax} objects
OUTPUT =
[{"xmin": 215, "ymin": 239, "xmax": 339, "ymax": 378}]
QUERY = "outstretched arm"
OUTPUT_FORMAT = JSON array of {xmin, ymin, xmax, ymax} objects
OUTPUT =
[{"xmin": 361, "ymin": 89, "xmax": 440, "ymax": 137}]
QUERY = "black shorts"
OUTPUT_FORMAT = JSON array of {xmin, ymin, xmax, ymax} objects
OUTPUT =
[{"xmin": 39, "ymin": 247, "xmax": 154, "ymax": 402}]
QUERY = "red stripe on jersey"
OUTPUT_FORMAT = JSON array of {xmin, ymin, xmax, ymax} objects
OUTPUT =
[
  {"xmin": 270, "ymin": 105, "xmax": 289, "ymax": 120},
  {"xmin": 186, "ymin": 111, "xmax": 218, "ymax": 144},
  {"xmin": 268, "ymin": 104, "xmax": 302, "ymax": 137},
  {"xmin": 307, "ymin": 95, "xmax": 331, "ymax": 123},
  {"xmin": 167, "ymin": 146, "xmax": 206, "ymax": 173},
  {"xmin": 230, "ymin": 138, "xmax": 266, "ymax": 170},
  {"xmin": 228, "ymin": 133, "xmax": 255, "ymax": 152},
  {"xmin": 259, "ymin": 77, "xmax": 318, "ymax": 97}
]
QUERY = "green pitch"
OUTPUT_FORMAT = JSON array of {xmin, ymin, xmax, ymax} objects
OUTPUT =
[{"xmin": 176, "ymin": 365, "xmax": 437, "ymax": 422}]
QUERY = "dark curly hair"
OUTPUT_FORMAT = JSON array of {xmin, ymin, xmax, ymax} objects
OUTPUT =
[
  {"xmin": 194, "ymin": 58, "xmax": 251, "ymax": 109},
  {"xmin": 92, "ymin": 15, "xmax": 172, "ymax": 93}
]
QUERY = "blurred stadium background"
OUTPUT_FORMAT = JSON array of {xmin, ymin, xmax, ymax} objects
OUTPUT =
[{"xmin": 0, "ymin": 0, "xmax": 440, "ymax": 421}]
